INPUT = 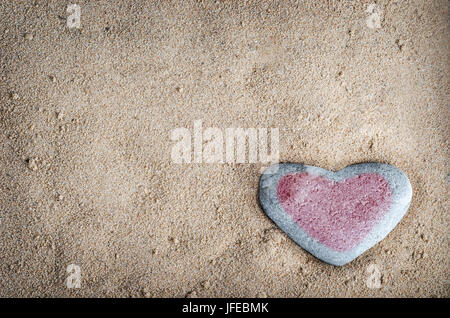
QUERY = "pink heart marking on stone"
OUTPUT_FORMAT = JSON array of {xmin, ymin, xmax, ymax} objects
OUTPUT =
[{"xmin": 277, "ymin": 173, "xmax": 392, "ymax": 252}]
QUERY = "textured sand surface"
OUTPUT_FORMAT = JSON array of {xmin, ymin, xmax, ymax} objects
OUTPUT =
[{"xmin": 0, "ymin": 0, "xmax": 448, "ymax": 297}]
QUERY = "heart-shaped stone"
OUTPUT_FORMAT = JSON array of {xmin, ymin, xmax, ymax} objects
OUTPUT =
[{"xmin": 258, "ymin": 163, "xmax": 412, "ymax": 266}]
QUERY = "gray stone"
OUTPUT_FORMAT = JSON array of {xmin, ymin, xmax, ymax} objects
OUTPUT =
[{"xmin": 258, "ymin": 162, "xmax": 412, "ymax": 266}]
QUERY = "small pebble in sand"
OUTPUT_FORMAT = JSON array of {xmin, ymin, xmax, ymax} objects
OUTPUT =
[
  {"xmin": 185, "ymin": 291, "xmax": 197, "ymax": 298},
  {"xmin": 24, "ymin": 33, "xmax": 33, "ymax": 40},
  {"xmin": 271, "ymin": 231, "xmax": 286, "ymax": 244},
  {"xmin": 175, "ymin": 86, "xmax": 183, "ymax": 93},
  {"xmin": 49, "ymin": 75, "xmax": 56, "ymax": 83},
  {"xmin": 420, "ymin": 233, "xmax": 428, "ymax": 242},
  {"xmin": 168, "ymin": 237, "xmax": 179, "ymax": 245},
  {"xmin": 142, "ymin": 287, "xmax": 151, "ymax": 297},
  {"xmin": 256, "ymin": 292, "xmax": 267, "ymax": 298},
  {"xmin": 27, "ymin": 157, "xmax": 39, "ymax": 171},
  {"xmin": 201, "ymin": 281, "xmax": 210, "ymax": 289}
]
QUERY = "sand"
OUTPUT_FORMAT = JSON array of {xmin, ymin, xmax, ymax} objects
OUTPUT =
[{"xmin": 0, "ymin": 0, "xmax": 448, "ymax": 297}]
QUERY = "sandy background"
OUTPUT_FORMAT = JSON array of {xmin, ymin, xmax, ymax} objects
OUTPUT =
[{"xmin": 0, "ymin": 0, "xmax": 448, "ymax": 297}]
